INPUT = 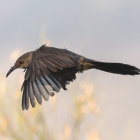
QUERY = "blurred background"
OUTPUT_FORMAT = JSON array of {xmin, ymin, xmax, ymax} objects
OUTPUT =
[{"xmin": 0, "ymin": 0, "xmax": 140, "ymax": 140}]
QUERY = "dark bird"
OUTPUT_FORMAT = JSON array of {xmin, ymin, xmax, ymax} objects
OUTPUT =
[{"xmin": 6, "ymin": 45, "xmax": 140, "ymax": 110}]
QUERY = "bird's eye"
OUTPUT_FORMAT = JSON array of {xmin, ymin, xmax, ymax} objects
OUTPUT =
[{"xmin": 19, "ymin": 61, "xmax": 23, "ymax": 64}]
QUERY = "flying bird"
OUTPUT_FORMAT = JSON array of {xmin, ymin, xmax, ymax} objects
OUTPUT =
[{"xmin": 6, "ymin": 45, "xmax": 140, "ymax": 110}]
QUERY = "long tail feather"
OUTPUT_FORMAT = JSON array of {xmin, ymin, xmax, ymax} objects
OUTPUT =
[{"xmin": 86, "ymin": 59, "xmax": 140, "ymax": 75}]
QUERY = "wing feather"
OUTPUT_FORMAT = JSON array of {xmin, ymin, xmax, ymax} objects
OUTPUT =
[
  {"xmin": 25, "ymin": 82, "xmax": 29, "ymax": 110},
  {"xmin": 36, "ymin": 77, "xmax": 49, "ymax": 101},
  {"xmin": 44, "ymin": 74, "xmax": 60, "ymax": 92},
  {"xmin": 21, "ymin": 46, "xmax": 81, "ymax": 109},
  {"xmin": 32, "ymin": 81, "xmax": 42, "ymax": 104},
  {"xmin": 22, "ymin": 87, "xmax": 26, "ymax": 110},
  {"xmin": 28, "ymin": 82, "xmax": 35, "ymax": 107},
  {"xmin": 40, "ymin": 76, "xmax": 55, "ymax": 96}
]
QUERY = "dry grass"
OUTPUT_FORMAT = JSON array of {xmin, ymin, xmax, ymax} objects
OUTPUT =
[{"xmin": 0, "ymin": 74, "xmax": 100, "ymax": 140}]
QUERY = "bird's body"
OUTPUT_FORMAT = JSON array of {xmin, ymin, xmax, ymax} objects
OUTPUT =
[{"xmin": 6, "ymin": 45, "xmax": 140, "ymax": 110}]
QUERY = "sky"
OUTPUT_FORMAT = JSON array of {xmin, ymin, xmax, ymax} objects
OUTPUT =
[{"xmin": 0, "ymin": 0, "xmax": 140, "ymax": 139}]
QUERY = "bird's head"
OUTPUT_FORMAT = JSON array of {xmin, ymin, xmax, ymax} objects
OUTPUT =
[{"xmin": 6, "ymin": 51, "xmax": 33, "ymax": 77}]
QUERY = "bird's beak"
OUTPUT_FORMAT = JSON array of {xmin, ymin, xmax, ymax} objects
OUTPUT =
[{"xmin": 6, "ymin": 66, "xmax": 17, "ymax": 77}]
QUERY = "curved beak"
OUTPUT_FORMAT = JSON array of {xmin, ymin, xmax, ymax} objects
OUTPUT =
[{"xmin": 6, "ymin": 66, "xmax": 17, "ymax": 78}]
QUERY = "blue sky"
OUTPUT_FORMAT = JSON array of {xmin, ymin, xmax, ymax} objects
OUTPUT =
[{"xmin": 0, "ymin": 0, "xmax": 140, "ymax": 139}]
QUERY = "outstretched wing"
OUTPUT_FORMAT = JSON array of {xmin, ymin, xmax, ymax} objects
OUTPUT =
[{"xmin": 22, "ymin": 46, "xmax": 81, "ymax": 110}]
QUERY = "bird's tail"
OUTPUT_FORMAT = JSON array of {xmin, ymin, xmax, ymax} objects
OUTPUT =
[{"xmin": 85, "ymin": 59, "xmax": 140, "ymax": 75}]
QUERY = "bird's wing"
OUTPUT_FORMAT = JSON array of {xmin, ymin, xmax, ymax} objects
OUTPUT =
[{"xmin": 22, "ymin": 46, "xmax": 81, "ymax": 110}]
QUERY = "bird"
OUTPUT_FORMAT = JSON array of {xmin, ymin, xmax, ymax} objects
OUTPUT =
[{"xmin": 6, "ymin": 45, "xmax": 140, "ymax": 110}]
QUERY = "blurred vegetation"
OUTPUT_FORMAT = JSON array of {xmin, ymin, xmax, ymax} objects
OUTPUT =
[{"xmin": 0, "ymin": 74, "xmax": 100, "ymax": 140}]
